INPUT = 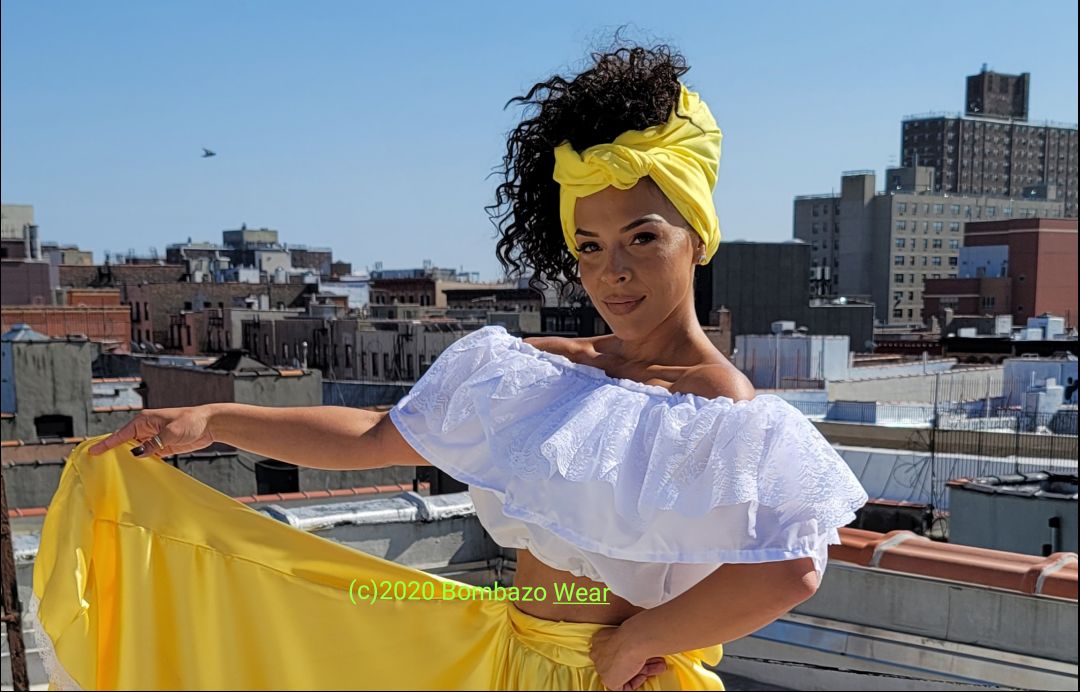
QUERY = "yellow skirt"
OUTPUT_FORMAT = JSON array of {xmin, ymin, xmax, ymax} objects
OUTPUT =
[{"xmin": 29, "ymin": 435, "xmax": 725, "ymax": 690}]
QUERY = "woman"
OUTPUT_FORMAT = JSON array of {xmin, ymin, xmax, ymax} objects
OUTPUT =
[{"xmin": 32, "ymin": 42, "xmax": 867, "ymax": 691}]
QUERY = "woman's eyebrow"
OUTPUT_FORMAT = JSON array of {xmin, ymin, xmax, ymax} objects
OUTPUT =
[{"xmin": 575, "ymin": 215, "xmax": 663, "ymax": 237}]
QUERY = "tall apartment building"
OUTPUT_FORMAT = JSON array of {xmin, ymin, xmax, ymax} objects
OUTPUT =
[
  {"xmin": 793, "ymin": 167, "xmax": 1063, "ymax": 326},
  {"xmin": 901, "ymin": 67, "xmax": 1077, "ymax": 217}
]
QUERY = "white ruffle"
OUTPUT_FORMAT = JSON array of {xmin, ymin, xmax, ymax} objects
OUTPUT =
[
  {"xmin": 389, "ymin": 325, "xmax": 868, "ymax": 606},
  {"xmin": 25, "ymin": 590, "xmax": 85, "ymax": 690}
]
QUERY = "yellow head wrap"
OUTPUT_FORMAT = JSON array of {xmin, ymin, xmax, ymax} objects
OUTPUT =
[{"xmin": 552, "ymin": 83, "xmax": 723, "ymax": 264}]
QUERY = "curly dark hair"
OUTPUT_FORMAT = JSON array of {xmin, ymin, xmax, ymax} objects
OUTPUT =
[{"xmin": 488, "ymin": 39, "xmax": 691, "ymax": 300}]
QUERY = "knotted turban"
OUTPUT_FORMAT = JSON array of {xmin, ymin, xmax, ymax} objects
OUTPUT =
[{"xmin": 552, "ymin": 83, "xmax": 723, "ymax": 264}]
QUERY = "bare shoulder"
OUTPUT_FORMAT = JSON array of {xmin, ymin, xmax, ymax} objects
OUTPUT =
[
  {"xmin": 673, "ymin": 361, "xmax": 756, "ymax": 402},
  {"xmin": 522, "ymin": 335, "xmax": 590, "ymax": 360}
]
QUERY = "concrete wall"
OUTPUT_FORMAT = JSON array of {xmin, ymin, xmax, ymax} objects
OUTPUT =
[
  {"xmin": 234, "ymin": 372, "xmax": 321, "ymax": 407},
  {"xmin": 828, "ymin": 365, "xmax": 1003, "ymax": 403},
  {"xmin": 837, "ymin": 444, "xmax": 1077, "ymax": 511},
  {"xmin": 2, "ymin": 340, "xmax": 97, "ymax": 441},
  {"xmin": 796, "ymin": 561, "xmax": 1077, "ymax": 663},
  {"xmin": 843, "ymin": 359, "xmax": 955, "ymax": 381}
]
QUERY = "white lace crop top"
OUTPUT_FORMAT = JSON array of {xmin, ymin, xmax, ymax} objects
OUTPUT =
[{"xmin": 388, "ymin": 325, "xmax": 868, "ymax": 608}]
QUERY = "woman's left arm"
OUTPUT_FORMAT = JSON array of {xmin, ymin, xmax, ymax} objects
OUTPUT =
[{"xmin": 590, "ymin": 557, "xmax": 819, "ymax": 686}]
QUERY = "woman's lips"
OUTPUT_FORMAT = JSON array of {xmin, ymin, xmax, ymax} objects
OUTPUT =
[{"xmin": 603, "ymin": 297, "xmax": 645, "ymax": 315}]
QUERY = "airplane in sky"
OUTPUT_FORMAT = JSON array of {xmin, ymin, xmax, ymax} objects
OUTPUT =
[{"xmin": 202, "ymin": 148, "xmax": 216, "ymax": 158}]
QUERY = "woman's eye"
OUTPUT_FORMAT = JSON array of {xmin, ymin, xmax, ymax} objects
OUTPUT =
[{"xmin": 577, "ymin": 234, "xmax": 654, "ymax": 254}]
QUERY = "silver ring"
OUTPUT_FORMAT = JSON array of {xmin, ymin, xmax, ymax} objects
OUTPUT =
[{"xmin": 150, "ymin": 434, "xmax": 163, "ymax": 450}]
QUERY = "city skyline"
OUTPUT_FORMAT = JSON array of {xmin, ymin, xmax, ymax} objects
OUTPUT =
[{"xmin": 2, "ymin": 0, "xmax": 1078, "ymax": 281}]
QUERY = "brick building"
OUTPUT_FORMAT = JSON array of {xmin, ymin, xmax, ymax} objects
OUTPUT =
[{"xmin": 923, "ymin": 218, "xmax": 1078, "ymax": 328}]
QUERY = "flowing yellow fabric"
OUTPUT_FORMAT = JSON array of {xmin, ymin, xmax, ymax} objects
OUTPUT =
[
  {"xmin": 552, "ymin": 83, "xmax": 723, "ymax": 264},
  {"xmin": 29, "ymin": 435, "xmax": 725, "ymax": 690}
]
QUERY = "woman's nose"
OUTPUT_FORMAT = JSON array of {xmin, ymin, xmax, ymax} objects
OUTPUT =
[{"xmin": 600, "ymin": 248, "xmax": 631, "ymax": 284}]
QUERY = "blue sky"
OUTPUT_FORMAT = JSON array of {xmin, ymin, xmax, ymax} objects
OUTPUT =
[{"xmin": 3, "ymin": 1, "xmax": 1077, "ymax": 281}]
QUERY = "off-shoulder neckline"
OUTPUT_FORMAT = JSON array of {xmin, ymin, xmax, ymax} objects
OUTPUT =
[{"xmin": 478, "ymin": 325, "xmax": 738, "ymax": 404}]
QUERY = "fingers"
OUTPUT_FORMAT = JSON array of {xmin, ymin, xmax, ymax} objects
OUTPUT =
[
  {"xmin": 89, "ymin": 417, "xmax": 142, "ymax": 455},
  {"xmin": 90, "ymin": 414, "xmax": 167, "ymax": 458},
  {"xmin": 641, "ymin": 658, "xmax": 666, "ymax": 675}
]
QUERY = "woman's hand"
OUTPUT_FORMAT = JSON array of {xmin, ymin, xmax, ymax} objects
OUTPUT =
[
  {"xmin": 589, "ymin": 625, "xmax": 667, "ymax": 690},
  {"xmin": 88, "ymin": 405, "xmax": 218, "ymax": 459}
]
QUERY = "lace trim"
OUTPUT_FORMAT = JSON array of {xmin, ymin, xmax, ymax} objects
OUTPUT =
[{"xmin": 24, "ymin": 591, "xmax": 85, "ymax": 691}]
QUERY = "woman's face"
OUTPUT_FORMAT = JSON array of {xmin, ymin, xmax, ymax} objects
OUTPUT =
[{"xmin": 572, "ymin": 177, "xmax": 703, "ymax": 339}]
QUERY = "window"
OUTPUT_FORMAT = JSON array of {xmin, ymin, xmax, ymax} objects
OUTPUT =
[
  {"xmin": 895, "ymin": 273, "xmax": 905, "ymax": 284},
  {"xmin": 981, "ymin": 296, "xmax": 996, "ymax": 309},
  {"xmin": 893, "ymin": 308, "xmax": 903, "ymax": 318},
  {"xmin": 897, "ymin": 202, "xmax": 907, "ymax": 214},
  {"xmin": 949, "ymin": 222, "xmax": 960, "ymax": 232},
  {"xmin": 933, "ymin": 203, "xmax": 944, "ymax": 214},
  {"xmin": 933, "ymin": 222, "xmax": 943, "ymax": 232},
  {"xmin": 986, "ymin": 206, "xmax": 996, "ymax": 217},
  {"xmin": 950, "ymin": 204, "xmax": 961, "ymax": 215},
  {"xmin": 894, "ymin": 255, "xmax": 905, "ymax": 265},
  {"xmin": 1003, "ymin": 206, "xmax": 1012, "ymax": 216},
  {"xmin": 908, "ymin": 291, "xmax": 915, "ymax": 300},
  {"xmin": 371, "ymin": 353, "xmax": 379, "ymax": 377},
  {"xmin": 932, "ymin": 239, "xmax": 943, "ymax": 249},
  {"xmin": 922, "ymin": 204, "xmax": 930, "ymax": 214},
  {"xmin": 922, "ymin": 222, "xmax": 929, "ymax": 232},
  {"xmin": 896, "ymin": 220, "xmax": 907, "ymax": 231},
  {"xmin": 895, "ymin": 238, "xmax": 906, "ymax": 248},
  {"xmin": 949, "ymin": 257, "xmax": 958, "ymax": 266},
  {"xmin": 949, "ymin": 239, "xmax": 960, "ymax": 249},
  {"xmin": 932, "ymin": 256, "xmax": 942, "ymax": 266},
  {"xmin": 893, "ymin": 291, "xmax": 904, "ymax": 302},
  {"xmin": 812, "ymin": 222, "xmax": 820, "ymax": 234},
  {"xmin": 921, "ymin": 256, "xmax": 928, "ymax": 266}
]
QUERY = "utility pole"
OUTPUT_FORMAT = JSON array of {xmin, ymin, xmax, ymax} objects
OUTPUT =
[{"xmin": 1, "ymin": 467, "xmax": 30, "ymax": 690}]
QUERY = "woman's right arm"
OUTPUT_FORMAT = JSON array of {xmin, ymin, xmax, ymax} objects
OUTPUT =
[
  {"xmin": 89, "ymin": 404, "xmax": 431, "ymax": 470},
  {"xmin": 209, "ymin": 403, "xmax": 431, "ymax": 470}
]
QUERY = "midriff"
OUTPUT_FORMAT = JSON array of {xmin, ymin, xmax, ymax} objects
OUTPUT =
[{"xmin": 508, "ymin": 548, "xmax": 644, "ymax": 625}]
